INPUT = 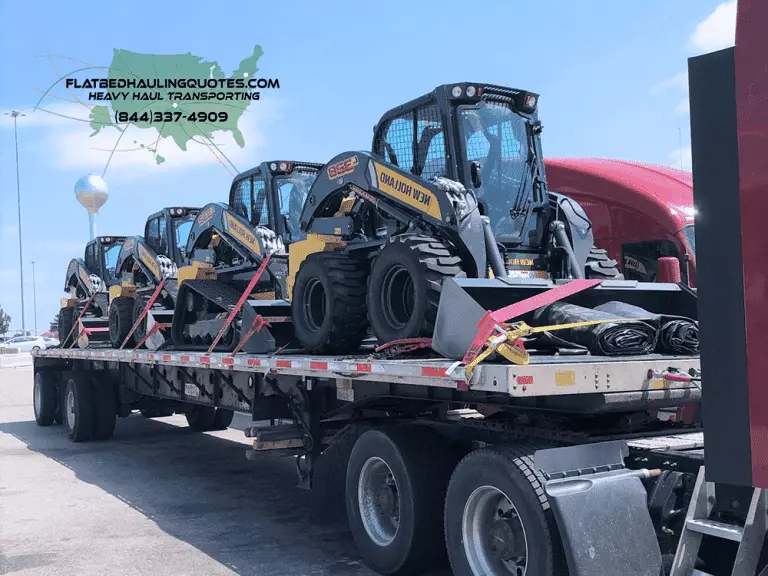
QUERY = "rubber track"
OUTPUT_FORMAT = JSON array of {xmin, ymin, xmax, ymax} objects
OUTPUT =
[
  {"xmin": 584, "ymin": 246, "xmax": 624, "ymax": 280},
  {"xmin": 375, "ymin": 235, "xmax": 464, "ymax": 336}
]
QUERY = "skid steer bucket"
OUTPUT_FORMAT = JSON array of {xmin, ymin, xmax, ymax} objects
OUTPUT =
[{"xmin": 431, "ymin": 277, "xmax": 698, "ymax": 361}]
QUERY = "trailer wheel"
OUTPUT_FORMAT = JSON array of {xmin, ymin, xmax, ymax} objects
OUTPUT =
[
  {"xmin": 63, "ymin": 375, "xmax": 95, "ymax": 442},
  {"xmin": 292, "ymin": 253, "xmax": 369, "ymax": 354},
  {"xmin": 109, "ymin": 296, "xmax": 135, "ymax": 348},
  {"xmin": 367, "ymin": 235, "xmax": 463, "ymax": 343},
  {"xmin": 91, "ymin": 376, "xmax": 117, "ymax": 440},
  {"xmin": 444, "ymin": 447, "xmax": 565, "ymax": 576},
  {"xmin": 346, "ymin": 427, "xmax": 452, "ymax": 575},
  {"xmin": 33, "ymin": 371, "xmax": 57, "ymax": 426},
  {"xmin": 212, "ymin": 408, "xmax": 234, "ymax": 430},
  {"xmin": 58, "ymin": 306, "xmax": 77, "ymax": 347},
  {"xmin": 185, "ymin": 405, "xmax": 216, "ymax": 431},
  {"xmin": 141, "ymin": 406, "xmax": 174, "ymax": 418}
]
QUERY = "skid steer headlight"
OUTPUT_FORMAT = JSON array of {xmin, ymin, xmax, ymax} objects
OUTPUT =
[
  {"xmin": 452, "ymin": 85, "xmax": 463, "ymax": 98},
  {"xmin": 466, "ymin": 85, "xmax": 476, "ymax": 97},
  {"xmin": 279, "ymin": 162, "xmax": 288, "ymax": 171},
  {"xmin": 270, "ymin": 162, "xmax": 278, "ymax": 171}
]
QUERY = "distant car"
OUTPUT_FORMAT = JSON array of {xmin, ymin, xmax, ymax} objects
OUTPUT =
[
  {"xmin": 0, "ymin": 336, "xmax": 51, "ymax": 351},
  {"xmin": 43, "ymin": 337, "xmax": 60, "ymax": 348}
]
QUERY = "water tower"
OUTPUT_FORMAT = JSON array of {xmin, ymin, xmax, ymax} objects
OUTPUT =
[{"xmin": 74, "ymin": 175, "xmax": 109, "ymax": 239}]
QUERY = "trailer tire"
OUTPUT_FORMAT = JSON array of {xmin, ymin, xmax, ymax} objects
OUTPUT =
[
  {"xmin": 58, "ymin": 306, "xmax": 77, "ymax": 347},
  {"xmin": 444, "ymin": 446, "xmax": 566, "ymax": 576},
  {"xmin": 109, "ymin": 296, "xmax": 135, "ymax": 348},
  {"xmin": 367, "ymin": 235, "xmax": 463, "ymax": 343},
  {"xmin": 346, "ymin": 426, "xmax": 452, "ymax": 575},
  {"xmin": 63, "ymin": 375, "xmax": 95, "ymax": 442},
  {"xmin": 185, "ymin": 405, "xmax": 216, "ymax": 431},
  {"xmin": 91, "ymin": 376, "xmax": 117, "ymax": 441},
  {"xmin": 212, "ymin": 408, "xmax": 234, "ymax": 430},
  {"xmin": 292, "ymin": 253, "xmax": 369, "ymax": 354},
  {"xmin": 584, "ymin": 246, "xmax": 624, "ymax": 280},
  {"xmin": 33, "ymin": 371, "xmax": 57, "ymax": 426},
  {"xmin": 141, "ymin": 406, "xmax": 174, "ymax": 418}
]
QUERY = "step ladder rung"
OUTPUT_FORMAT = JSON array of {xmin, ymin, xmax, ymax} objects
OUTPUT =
[{"xmin": 686, "ymin": 518, "xmax": 744, "ymax": 542}]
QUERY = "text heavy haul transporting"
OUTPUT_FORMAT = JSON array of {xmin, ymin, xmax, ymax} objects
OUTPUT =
[{"xmin": 31, "ymin": 341, "xmax": 704, "ymax": 576}]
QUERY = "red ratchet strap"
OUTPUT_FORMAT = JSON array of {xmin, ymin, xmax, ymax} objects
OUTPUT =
[
  {"xmin": 133, "ymin": 322, "xmax": 171, "ymax": 350},
  {"xmin": 231, "ymin": 315, "xmax": 272, "ymax": 356},
  {"xmin": 65, "ymin": 291, "xmax": 101, "ymax": 348},
  {"xmin": 207, "ymin": 255, "xmax": 271, "ymax": 355},
  {"xmin": 462, "ymin": 279, "xmax": 603, "ymax": 366},
  {"xmin": 120, "ymin": 278, "xmax": 166, "ymax": 350}
]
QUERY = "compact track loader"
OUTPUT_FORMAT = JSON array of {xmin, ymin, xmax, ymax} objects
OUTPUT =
[
  {"xmin": 108, "ymin": 207, "xmax": 199, "ymax": 349},
  {"xmin": 288, "ymin": 83, "xmax": 698, "ymax": 355},
  {"xmin": 58, "ymin": 236, "xmax": 125, "ymax": 347},
  {"xmin": 170, "ymin": 161, "xmax": 322, "ymax": 352}
]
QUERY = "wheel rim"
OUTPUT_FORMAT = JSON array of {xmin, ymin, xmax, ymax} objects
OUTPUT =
[
  {"xmin": 66, "ymin": 388, "xmax": 76, "ymax": 430},
  {"xmin": 462, "ymin": 485, "xmax": 529, "ymax": 576},
  {"xmin": 380, "ymin": 265, "xmax": 414, "ymax": 330},
  {"xmin": 358, "ymin": 456, "xmax": 400, "ymax": 547},
  {"xmin": 303, "ymin": 277, "xmax": 326, "ymax": 332},
  {"xmin": 33, "ymin": 378, "xmax": 42, "ymax": 415}
]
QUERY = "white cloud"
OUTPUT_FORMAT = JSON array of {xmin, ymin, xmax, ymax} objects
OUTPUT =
[
  {"xmin": 669, "ymin": 146, "xmax": 692, "ymax": 172},
  {"xmin": 688, "ymin": 0, "xmax": 737, "ymax": 54},
  {"xmin": 6, "ymin": 100, "xmax": 279, "ymax": 178},
  {"xmin": 650, "ymin": 72, "xmax": 689, "ymax": 94},
  {"xmin": 674, "ymin": 98, "xmax": 690, "ymax": 116}
]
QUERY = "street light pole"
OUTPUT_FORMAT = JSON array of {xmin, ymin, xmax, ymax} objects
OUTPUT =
[
  {"xmin": 30, "ymin": 260, "xmax": 37, "ymax": 332},
  {"xmin": 5, "ymin": 110, "xmax": 26, "ymax": 332}
]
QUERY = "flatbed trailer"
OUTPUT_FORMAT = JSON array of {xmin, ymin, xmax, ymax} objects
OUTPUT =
[{"xmin": 31, "ymin": 345, "xmax": 707, "ymax": 575}]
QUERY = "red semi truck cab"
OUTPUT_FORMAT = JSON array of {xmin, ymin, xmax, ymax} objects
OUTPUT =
[{"xmin": 545, "ymin": 157, "xmax": 697, "ymax": 285}]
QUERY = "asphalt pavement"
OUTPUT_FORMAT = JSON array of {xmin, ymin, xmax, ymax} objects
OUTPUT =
[{"xmin": 0, "ymin": 366, "xmax": 380, "ymax": 576}]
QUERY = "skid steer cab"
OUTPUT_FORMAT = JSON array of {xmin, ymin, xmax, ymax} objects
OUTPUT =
[
  {"xmin": 286, "ymin": 83, "xmax": 697, "ymax": 355},
  {"xmin": 170, "ymin": 160, "xmax": 322, "ymax": 354},
  {"xmin": 106, "ymin": 207, "xmax": 200, "ymax": 350},
  {"xmin": 58, "ymin": 236, "xmax": 125, "ymax": 348}
]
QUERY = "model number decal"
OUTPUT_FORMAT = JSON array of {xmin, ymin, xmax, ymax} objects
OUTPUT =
[{"xmin": 327, "ymin": 155, "xmax": 359, "ymax": 180}]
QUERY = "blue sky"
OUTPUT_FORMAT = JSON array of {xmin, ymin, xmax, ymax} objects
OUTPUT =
[{"xmin": 0, "ymin": 0, "xmax": 736, "ymax": 332}]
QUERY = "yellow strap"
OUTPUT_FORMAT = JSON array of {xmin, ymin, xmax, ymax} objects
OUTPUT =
[{"xmin": 465, "ymin": 317, "xmax": 652, "ymax": 378}]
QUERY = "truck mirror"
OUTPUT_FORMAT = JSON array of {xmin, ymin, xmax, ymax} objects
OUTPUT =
[
  {"xmin": 281, "ymin": 214, "xmax": 293, "ymax": 243},
  {"xmin": 471, "ymin": 161, "xmax": 483, "ymax": 188}
]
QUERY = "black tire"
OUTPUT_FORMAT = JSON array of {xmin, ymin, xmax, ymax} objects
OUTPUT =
[
  {"xmin": 132, "ymin": 295, "xmax": 148, "ymax": 346},
  {"xmin": 367, "ymin": 235, "xmax": 463, "ymax": 343},
  {"xmin": 58, "ymin": 306, "xmax": 77, "ymax": 347},
  {"xmin": 185, "ymin": 405, "xmax": 216, "ymax": 431},
  {"xmin": 346, "ymin": 427, "xmax": 453, "ymax": 575},
  {"xmin": 63, "ymin": 375, "xmax": 95, "ymax": 442},
  {"xmin": 109, "ymin": 296, "xmax": 135, "ymax": 348},
  {"xmin": 33, "ymin": 371, "xmax": 57, "ymax": 426},
  {"xmin": 292, "ymin": 253, "xmax": 369, "ymax": 354},
  {"xmin": 91, "ymin": 376, "xmax": 117, "ymax": 441},
  {"xmin": 211, "ymin": 408, "xmax": 234, "ymax": 430},
  {"xmin": 584, "ymin": 245, "xmax": 624, "ymax": 280},
  {"xmin": 444, "ymin": 446, "xmax": 566, "ymax": 576}
]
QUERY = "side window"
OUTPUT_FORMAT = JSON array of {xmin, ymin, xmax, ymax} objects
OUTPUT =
[
  {"xmin": 416, "ymin": 104, "xmax": 446, "ymax": 180},
  {"xmin": 231, "ymin": 178, "xmax": 252, "ymax": 222},
  {"xmin": 146, "ymin": 218, "xmax": 161, "ymax": 253},
  {"xmin": 380, "ymin": 115, "xmax": 414, "ymax": 173},
  {"xmin": 85, "ymin": 243, "xmax": 97, "ymax": 272},
  {"xmin": 252, "ymin": 177, "xmax": 269, "ymax": 227},
  {"xmin": 157, "ymin": 216, "xmax": 167, "ymax": 254},
  {"xmin": 622, "ymin": 240, "xmax": 680, "ymax": 282}
]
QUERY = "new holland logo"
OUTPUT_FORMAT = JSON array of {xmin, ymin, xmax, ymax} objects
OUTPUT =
[
  {"xmin": 225, "ymin": 212, "xmax": 261, "ymax": 255},
  {"xmin": 373, "ymin": 162, "xmax": 442, "ymax": 220}
]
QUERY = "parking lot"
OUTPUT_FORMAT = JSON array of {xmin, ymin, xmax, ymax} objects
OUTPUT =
[{"xmin": 0, "ymin": 366, "xmax": 379, "ymax": 576}]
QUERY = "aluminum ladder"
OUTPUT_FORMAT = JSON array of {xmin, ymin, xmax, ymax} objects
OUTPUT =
[{"xmin": 670, "ymin": 467, "xmax": 768, "ymax": 576}]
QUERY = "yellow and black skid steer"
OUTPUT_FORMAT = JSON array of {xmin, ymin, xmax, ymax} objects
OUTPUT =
[
  {"xmin": 287, "ymin": 83, "xmax": 698, "ymax": 356},
  {"xmin": 58, "ymin": 236, "xmax": 125, "ymax": 348}
]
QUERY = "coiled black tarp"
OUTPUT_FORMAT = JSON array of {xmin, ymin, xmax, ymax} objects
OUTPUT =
[
  {"xmin": 532, "ymin": 301, "xmax": 658, "ymax": 356},
  {"xmin": 594, "ymin": 301, "xmax": 699, "ymax": 355}
]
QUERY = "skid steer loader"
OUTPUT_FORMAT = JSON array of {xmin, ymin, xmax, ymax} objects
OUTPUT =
[
  {"xmin": 107, "ymin": 207, "xmax": 199, "ymax": 349},
  {"xmin": 58, "ymin": 236, "xmax": 125, "ymax": 347},
  {"xmin": 287, "ymin": 83, "xmax": 698, "ymax": 356},
  {"xmin": 170, "ymin": 160, "xmax": 322, "ymax": 352}
]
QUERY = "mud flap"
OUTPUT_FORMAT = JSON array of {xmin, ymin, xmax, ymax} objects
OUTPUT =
[
  {"xmin": 431, "ymin": 277, "xmax": 698, "ymax": 360},
  {"xmin": 534, "ymin": 442, "xmax": 663, "ymax": 576}
]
